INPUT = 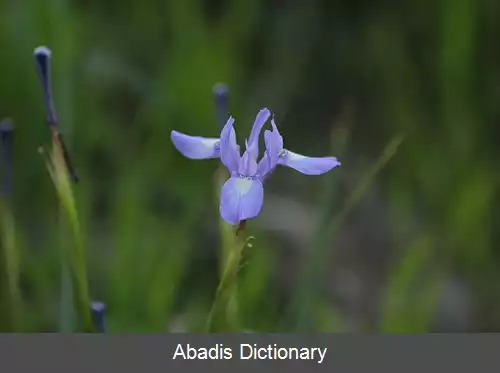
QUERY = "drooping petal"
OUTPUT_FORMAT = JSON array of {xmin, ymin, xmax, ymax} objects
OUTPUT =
[
  {"xmin": 247, "ymin": 108, "xmax": 271, "ymax": 158},
  {"xmin": 171, "ymin": 130, "xmax": 220, "ymax": 159},
  {"xmin": 278, "ymin": 150, "xmax": 341, "ymax": 175},
  {"xmin": 219, "ymin": 176, "xmax": 264, "ymax": 225},
  {"xmin": 219, "ymin": 117, "xmax": 240, "ymax": 173}
]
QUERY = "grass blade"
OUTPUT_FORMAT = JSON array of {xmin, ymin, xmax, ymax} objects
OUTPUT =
[
  {"xmin": 293, "ymin": 133, "xmax": 406, "ymax": 331},
  {"xmin": 45, "ymin": 138, "xmax": 93, "ymax": 332}
]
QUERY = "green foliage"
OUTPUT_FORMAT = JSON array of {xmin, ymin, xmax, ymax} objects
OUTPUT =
[{"xmin": 380, "ymin": 235, "xmax": 443, "ymax": 333}]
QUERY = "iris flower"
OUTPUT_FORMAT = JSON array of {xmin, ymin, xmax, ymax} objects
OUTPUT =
[{"xmin": 171, "ymin": 108, "xmax": 341, "ymax": 225}]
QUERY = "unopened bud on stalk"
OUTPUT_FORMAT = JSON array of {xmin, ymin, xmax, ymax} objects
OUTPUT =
[
  {"xmin": 34, "ymin": 46, "xmax": 58, "ymax": 127},
  {"xmin": 0, "ymin": 119, "xmax": 13, "ymax": 197},
  {"xmin": 33, "ymin": 46, "xmax": 79, "ymax": 183},
  {"xmin": 91, "ymin": 301, "xmax": 106, "ymax": 333},
  {"xmin": 212, "ymin": 83, "xmax": 229, "ymax": 130}
]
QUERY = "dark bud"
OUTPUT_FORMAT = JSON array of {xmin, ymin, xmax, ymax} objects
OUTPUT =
[
  {"xmin": 34, "ymin": 46, "xmax": 58, "ymax": 127},
  {"xmin": 0, "ymin": 119, "xmax": 14, "ymax": 197},
  {"xmin": 91, "ymin": 301, "xmax": 106, "ymax": 333},
  {"xmin": 212, "ymin": 83, "xmax": 229, "ymax": 130}
]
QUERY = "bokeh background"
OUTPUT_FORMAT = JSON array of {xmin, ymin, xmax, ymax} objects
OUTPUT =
[{"xmin": 0, "ymin": 0, "xmax": 499, "ymax": 332}]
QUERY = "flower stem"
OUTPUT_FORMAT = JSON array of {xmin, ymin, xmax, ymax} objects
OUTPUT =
[
  {"xmin": 46, "ymin": 136, "xmax": 94, "ymax": 332},
  {"xmin": 0, "ymin": 199, "xmax": 23, "ymax": 331},
  {"xmin": 0, "ymin": 120, "xmax": 22, "ymax": 331},
  {"xmin": 205, "ymin": 230, "xmax": 245, "ymax": 332},
  {"xmin": 214, "ymin": 167, "xmax": 233, "ymax": 272},
  {"xmin": 236, "ymin": 220, "xmax": 247, "ymax": 236},
  {"xmin": 58, "ymin": 239, "xmax": 74, "ymax": 332}
]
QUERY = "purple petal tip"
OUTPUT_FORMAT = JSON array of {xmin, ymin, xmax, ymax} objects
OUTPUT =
[
  {"xmin": 213, "ymin": 83, "xmax": 228, "ymax": 96},
  {"xmin": 91, "ymin": 301, "xmax": 105, "ymax": 312},
  {"xmin": 34, "ymin": 46, "xmax": 51, "ymax": 57},
  {"xmin": 0, "ymin": 119, "xmax": 14, "ymax": 132}
]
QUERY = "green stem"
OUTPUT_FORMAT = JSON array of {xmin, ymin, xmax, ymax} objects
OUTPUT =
[
  {"xmin": 215, "ymin": 167, "xmax": 233, "ymax": 271},
  {"xmin": 0, "ymin": 199, "xmax": 22, "ymax": 331},
  {"xmin": 48, "ymin": 140, "xmax": 93, "ymax": 332},
  {"xmin": 59, "ymin": 236, "xmax": 74, "ymax": 332},
  {"xmin": 59, "ymin": 183, "xmax": 93, "ymax": 333},
  {"xmin": 206, "ymin": 233, "xmax": 244, "ymax": 332},
  {"xmin": 59, "ymin": 204, "xmax": 93, "ymax": 333},
  {"xmin": 71, "ymin": 228, "xmax": 93, "ymax": 332}
]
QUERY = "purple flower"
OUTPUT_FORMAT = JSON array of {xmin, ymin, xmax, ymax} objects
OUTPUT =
[{"xmin": 171, "ymin": 108, "xmax": 341, "ymax": 225}]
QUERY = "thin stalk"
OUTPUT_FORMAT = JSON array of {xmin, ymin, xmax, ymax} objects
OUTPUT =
[
  {"xmin": 215, "ymin": 167, "xmax": 233, "ymax": 271},
  {"xmin": 58, "ymin": 233, "xmax": 73, "ymax": 332},
  {"xmin": 34, "ymin": 45, "xmax": 92, "ymax": 332},
  {"xmin": 206, "ymin": 229, "xmax": 247, "ymax": 332},
  {"xmin": 0, "ymin": 119, "xmax": 22, "ymax": 331},
  {"xmin": 45, "ymin": 137, "xmax": 93, "ymax": 332},
  {"xmin": 0, "ymin": 199, "xmax": 22, "ymax": 331}
]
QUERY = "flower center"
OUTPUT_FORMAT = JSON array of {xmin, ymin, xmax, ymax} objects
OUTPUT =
[
  {"xmin": 233, "ymin": 177, "xmax": 255, "ymax": 194},
  {"xmin": 236, "ymin": 173, "xmax": 257, "ymax": 180}
]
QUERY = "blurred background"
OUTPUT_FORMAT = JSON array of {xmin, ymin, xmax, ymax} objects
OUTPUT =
[{"xmin": 0, "ymin": 0, "xmax": 499, "ymax": 332}]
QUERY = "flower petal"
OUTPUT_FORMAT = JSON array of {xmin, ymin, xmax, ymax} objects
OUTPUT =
[
  {"xmin": 265, "ymin": 119, "xmax": 284, "ymax": 164},
  {"xmin": 257, "ymin": 152, "xmax": 272, "ymax": 179},
  {"xmin": 238, "ymin": 150, "xmax": 258, "ymax": 176},
  {"xmin": 278, "ymin": 150, "xmax": 341, "ymax": 175},
  {"xmin": 247, "ymin": 108, "xmax": 271, "ymax": 158},
  {"xmin": 219, "ymin": 177, "xmax": 264, "ymax": 225},
  {"xmin": 171, "ymin": 130, "xmax": 220, "ymax": 159},
  {"xmin": 220, "ymin": 117, "xmax": 240, "ymax": 173},
  {"xmin": 258, "ymin": 119, "xmax": 284, "ymax": 179}
]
